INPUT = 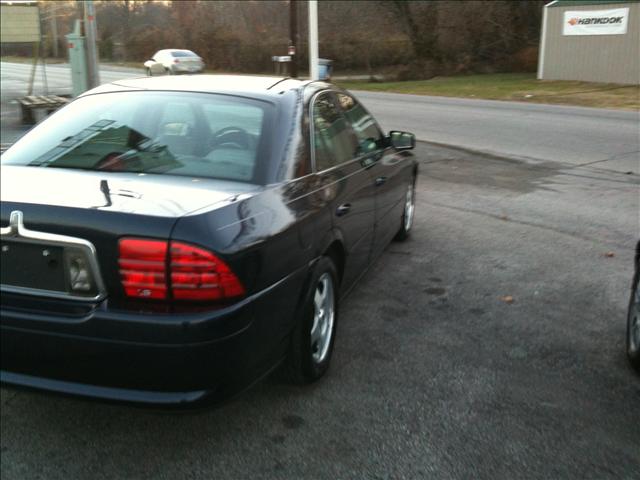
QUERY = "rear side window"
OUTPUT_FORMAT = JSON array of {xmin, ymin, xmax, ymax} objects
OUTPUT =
[
  {"xmin": 172, "ymin": 51, "xmax": 197, "ymax": 58},
  {"xmin": 1, "ymin": 92, "xmax": 273, "ymax": 184},
  {"xmin": 312, "ymin": 92, "xmax": 358, "ymax": 171}
]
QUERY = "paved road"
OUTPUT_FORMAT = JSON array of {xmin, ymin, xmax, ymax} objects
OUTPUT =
[
  {"xmin": 1, "ymin": 61, "xmax": 638, "ymax": 174},
  {"xmin": 0, "ymin": 61, "xmax": 144, "ymax": 101},
  {"xmin": 355, "ymin": 90, "xmax": 640, "ymax": 175},
  {"xmin": 1, "ymin": 142, "xmax": 638, "ymax": 479}
]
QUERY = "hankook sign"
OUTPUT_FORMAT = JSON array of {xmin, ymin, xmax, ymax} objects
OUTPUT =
[{"xmin": 563, "ymin": 8, "xmax": 629, "ymax": 36}]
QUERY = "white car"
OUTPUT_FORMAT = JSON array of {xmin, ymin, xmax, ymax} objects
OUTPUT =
[{"xmin": 144, "ymin": 49, "xmax": 205, "ymax": 76}]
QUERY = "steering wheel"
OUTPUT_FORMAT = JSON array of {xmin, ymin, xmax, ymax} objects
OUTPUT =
[{"xmin": 209, "ymin": 126, "xmax": 250, "ymax": 151}]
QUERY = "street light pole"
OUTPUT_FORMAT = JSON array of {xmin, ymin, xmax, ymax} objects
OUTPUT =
[
  {"xmin": 289, "ymin": 0, "xmax": 298, "ymax": 78},
  {"xmin": 83, "ymin": 0, "xmax": 100, "ymax": 88},
  {"xmin": 308, "ymin": 0, "xmax": 319, "ymax": 80}
]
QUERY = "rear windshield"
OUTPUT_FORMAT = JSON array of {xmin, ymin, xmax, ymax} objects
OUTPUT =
[
  {"xmin": 172, "ymin": 51, "xmax": 197, "ymax": 57},
  {"xmin": 1, "ymin": 91, "xmax": 273, "ymax": 183}
]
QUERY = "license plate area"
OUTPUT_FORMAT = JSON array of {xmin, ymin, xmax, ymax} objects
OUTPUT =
[
  {"xmin": 1, "ymin": 240, "xmax": 68, "ymax": 293},
  {"xmin": 0, "ymin": 210, "xmax": 105, "ymax": 301}
]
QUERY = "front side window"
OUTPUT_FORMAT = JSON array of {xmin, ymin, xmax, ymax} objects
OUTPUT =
[
  {"xmin": 1, "ymin": 92, "xmax": 272, "ymax": 184},
  {"xmin": 312, "ymin": 93, "xmax": 358, "ymax": 171},
  {"xmin": 336, "ymin": 93, "xmax": 384, "ymax": 156}
]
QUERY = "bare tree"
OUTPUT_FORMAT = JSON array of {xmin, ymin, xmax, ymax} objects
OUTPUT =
[{"xmin": 18, "ymin": 0, "xmax": 545, "ymax": 78}]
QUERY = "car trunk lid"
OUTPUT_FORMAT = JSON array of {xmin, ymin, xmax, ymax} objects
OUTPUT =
[
  {"xmin": 1, "ymin": 166, "xmax": 258, "ymax": 217},
  {"xmin": 0, "ymin": 166, "xmax": 260, "ymax": 305}
]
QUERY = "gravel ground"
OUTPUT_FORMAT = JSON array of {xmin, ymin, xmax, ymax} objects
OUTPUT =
[{"xmin": 1, "ymin": 140, "xmax": 638, "ymax": 479}]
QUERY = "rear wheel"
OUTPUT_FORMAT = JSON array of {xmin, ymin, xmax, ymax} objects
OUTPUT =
[
  {"xmin": 394, "ymin": 178, "xmax": 416, "ymax": 241},
  {"xmin": 282, "ymin": 256, "xmax": 339, "ymax": 384},
  {"xmin": 627, "ymin": 274, "xmax": 640, "ymax": 372}
]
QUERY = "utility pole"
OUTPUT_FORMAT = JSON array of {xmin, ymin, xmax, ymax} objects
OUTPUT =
[
  {"xmin": 308, "ymin": 0, "xmax": 319, "ymax": 80},
  {"xmin": 50, "ymin": 15, "xmax": 59, "ymax": 58},
  {"xmin": 38, "ymin": 5, "xmax": 48, "ymax": 94},
  {"xmin": 289, "ymin": 0, "xmax": 298, "ymax": 78},
  {"xmin": 83, "ymin": 0, "xmax": 100, "ymax": 88}
]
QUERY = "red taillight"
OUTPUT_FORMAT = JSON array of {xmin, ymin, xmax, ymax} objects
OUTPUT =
[
  {"xmin": 118, "ymin": 238, "xmax": 245, "ymax": 302},
  {"xmin": 170, "ymin": 241, "xmax": 242, "ymax": 300},
  {"xmin": 173, "ymin": 59, "xmax": 180, "ymax": 63},
  {"xmin": 119, "ymin": 239, "xmax": 167, "ymax": 299}
]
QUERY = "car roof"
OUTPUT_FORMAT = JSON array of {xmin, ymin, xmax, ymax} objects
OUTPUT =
[
  {"xmin": 156, "ymin": 49, "xmax": 194, "ymax": 54},
  {"xmin": 86, "ymin": 75, "xmax": 312, "ymax": 100}
]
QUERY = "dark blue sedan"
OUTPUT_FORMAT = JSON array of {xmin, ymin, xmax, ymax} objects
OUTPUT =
[{"xmin": 0, "ymin": 75, "xmax": 418, "ymax": 406}]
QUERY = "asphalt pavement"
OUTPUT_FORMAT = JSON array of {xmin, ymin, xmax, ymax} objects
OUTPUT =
[
  {"xmin": 1, "ymin": 62, "xmax": 639, "ymax": 479},
  {"xmin": 0, "ymin": 61, "xmax": 144, "ymax": 101},
  {"xmin": 1, "ymin": 140, "xmax": 639, "ymax": 479}
]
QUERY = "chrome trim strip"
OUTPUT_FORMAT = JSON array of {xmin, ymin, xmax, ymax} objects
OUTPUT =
[{"xmin": 0, "ymin": 210, "xmax": 107, "ymax": 302}]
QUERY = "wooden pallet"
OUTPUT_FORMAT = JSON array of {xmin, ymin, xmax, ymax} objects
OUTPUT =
[{"xmin": 18, "ymin": 95, "xmax": 70, "ymax": 125}]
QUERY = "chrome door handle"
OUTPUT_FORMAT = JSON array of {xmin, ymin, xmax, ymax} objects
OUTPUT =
[
  {"xmin": 375, "ymin": 176, "xmax": 387, "ymax": 186},
  {"xmin": 336, "ymin": 203, "xmax": 351, "ymax": 217}
]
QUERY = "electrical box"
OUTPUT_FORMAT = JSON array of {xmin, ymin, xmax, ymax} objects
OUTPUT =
[
  {"xmin": 272, "ymin": 55, "xmax": 292, "ymax": 76},
  {"xmin": 66, "ymin": 21, "xmax": 88, "ymax": 97},
  {"xmin": 318, "ymin": 58, "xmax": 333, "ymax": 81}
]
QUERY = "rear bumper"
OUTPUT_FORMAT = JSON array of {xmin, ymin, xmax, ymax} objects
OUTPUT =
[
  {"xmin": 0, "ymin": 266, "xmax": 307, "ymax": 407},
  {"xmin": 172, "ymin": 64, "xmax": 204, "ymax": 73},
  {"xmin": 0, "ymin": 371, "xmax": 209, "ymax": 406},
  {"xmin": 0, "ymin": 319, "xmax": 263, "ymax": 408}
]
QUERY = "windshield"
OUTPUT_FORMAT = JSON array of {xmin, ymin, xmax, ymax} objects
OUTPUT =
[{"xmin": 2, "ymin": 91, "xmax": 273, "ymax": 183}]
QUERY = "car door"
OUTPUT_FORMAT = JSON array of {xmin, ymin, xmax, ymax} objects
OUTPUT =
[
  {"xmin": 150, "ymin": 52, "xmax": 166, "ymax": 75},
  {"xmin": 336, "ymin": 92, "xmax": 412, "ymax": 258},
  {"xmin": 311, "ymin": 91, "xmax": 375, "ymax": 293}
]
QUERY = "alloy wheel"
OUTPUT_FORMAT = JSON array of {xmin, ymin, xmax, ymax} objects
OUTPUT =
[
  {"xmin": 310, "ymin": 272, "xmax": 335, "ymax": 364},
  {"xmin": 404, "ymin": 183, "xmax": 415, "ymax": 232}
]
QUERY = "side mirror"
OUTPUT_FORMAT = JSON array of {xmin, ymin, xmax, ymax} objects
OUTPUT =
[{"xmin": 389, "ymin": 131, "xmax": 415, "ymax": 150}]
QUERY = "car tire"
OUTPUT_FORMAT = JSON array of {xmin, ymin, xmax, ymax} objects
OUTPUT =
[
  {"xmin": 627, "ymin": 270, "xmax": 640, "ymax": 372},
  {"xmin": 166, "ymin": 67, "xmax": 173, "ymax": 75},
  {"xmin": 282, "ymin": 256, "xmax": 339, "ymax": 384},
  {"xmin": 394, "ymin": 177, "xmax": 416, "ymax": 241}
]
